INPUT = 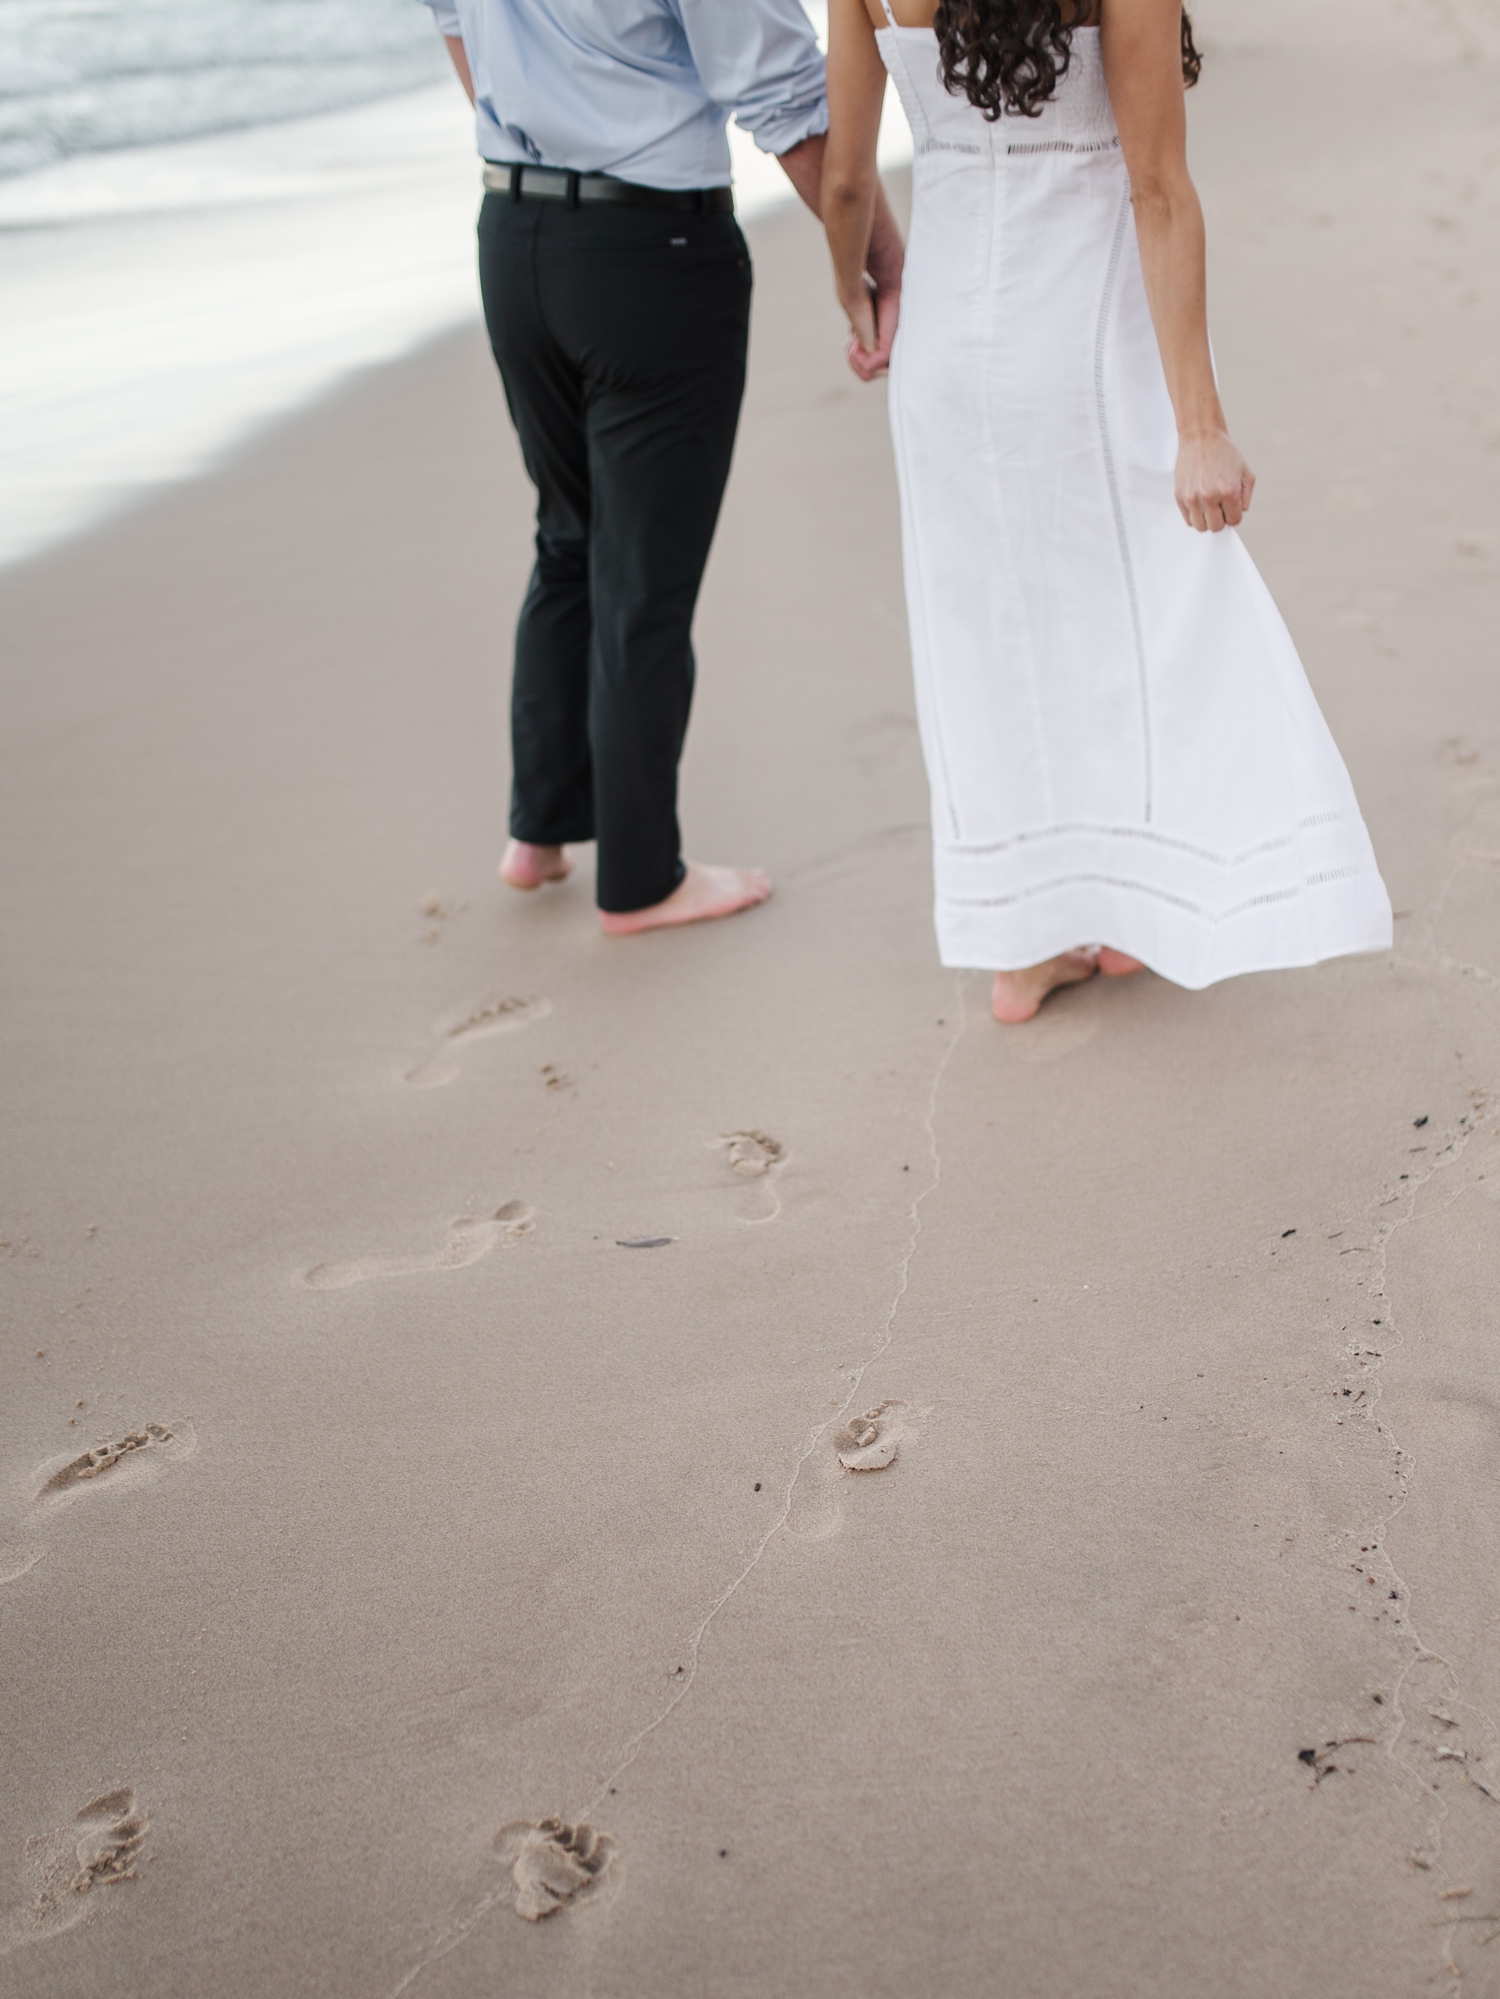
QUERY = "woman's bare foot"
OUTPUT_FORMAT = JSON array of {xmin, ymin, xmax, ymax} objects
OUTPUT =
[
  {"xmin": 991, "ymin": 950, "xmax": 1099, "ymax": 1025},
  {"xmin": 500, "ymin": 840, "xmax": 572, "ymax": 891},
  {"xmin": 1098, "ymin": 947, "xmax": 1145, "ymax": 977},
  {"xmin": 599, "ymin": 861, "xmax": 772, "ymax": 936}
]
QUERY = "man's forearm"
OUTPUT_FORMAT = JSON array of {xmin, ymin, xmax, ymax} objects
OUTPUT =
[
  {"xmin": 776, "ymin": 131, "xmax": 826, "ymax": 217},
  {"xmin": 443, "ymin": 33, "xmax": 475, "ymax": 106}
]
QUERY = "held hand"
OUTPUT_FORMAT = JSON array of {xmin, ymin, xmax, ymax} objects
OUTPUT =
[
  {"xmin": 842, "ymin": 276, "xmax": 900, "ymax": 383},
  {"xmin": 1176, "ymin": 431, "xmax": 1255, "ymax": 533}
]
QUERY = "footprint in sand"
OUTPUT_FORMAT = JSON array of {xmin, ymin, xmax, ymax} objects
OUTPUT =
[
  {"xmin": 33, "ymin": 1421, "xmax": 197, "ymax": 1510},
  {"xmin": 789, "ymin": 1402, "xmax": 916, "ymax": 1541},
  {"xmin": 404, "ymin": 994, "xmax": 552, "ymax": 1088},
  {"xmin": 1, "ymin": 1426, "xmax": 195, "ymax": 1592},
  {"xmin": 713, "ymin": 1129, "xmax": 787, "ymax": 1223},
  {"xmin": 404, "ymin": 1062, "xmax": 461, "ymax": 1089},
  {"xmin": 834, "ymin": 1400, "xmax": 907, "ymax": 1472},
  {"xmin": 495, "ymin": 1817, "xmax": 618, "ymax": 1922},
  {"xmin": 0, "ymin": 1789, "xmax": 149, "ymax": 1954},
  {"xmin": 298, "ymin": 1202, "xmax": 534, "ymax": 1290}
]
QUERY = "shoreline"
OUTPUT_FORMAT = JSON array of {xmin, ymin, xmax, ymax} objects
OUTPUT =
[{"xmin": 0, "ymin": 71, "xmax": 913, "ymax": 575}]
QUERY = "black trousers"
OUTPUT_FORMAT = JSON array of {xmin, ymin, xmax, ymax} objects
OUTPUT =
[{"xmin": 477, "ymin": 193, "xmax": 752, "ymax": 913}]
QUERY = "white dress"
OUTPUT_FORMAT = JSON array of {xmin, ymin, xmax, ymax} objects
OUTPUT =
[{"xmin": 876, "ymin": 16, "xmax": 1392, "ymax": 985}]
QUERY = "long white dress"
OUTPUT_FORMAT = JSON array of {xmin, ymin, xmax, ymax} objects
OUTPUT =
[{"xmin": 877, "ymin": 16, "xmax": 1392, "ymax": 985}]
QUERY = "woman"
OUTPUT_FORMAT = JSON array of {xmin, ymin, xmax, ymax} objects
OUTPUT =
[{"xmin": 823, "ymin": 0, "xmax": 1392, "ymax": 1021}]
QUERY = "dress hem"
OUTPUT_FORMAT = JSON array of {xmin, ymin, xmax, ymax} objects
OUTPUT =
[{"xmin": 935, "ymin": 870, "xmax": 1394, "ymax": 989}]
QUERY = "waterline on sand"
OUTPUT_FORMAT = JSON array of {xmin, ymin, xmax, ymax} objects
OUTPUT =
[{"xmin": 0, "ymin": 77, "xmax": 913, "ymax": 574}]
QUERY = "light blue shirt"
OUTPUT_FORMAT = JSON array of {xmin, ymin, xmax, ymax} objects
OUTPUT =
[{"xmin": 420, "ymin": 0, "xmax": 827, "ymax": 190}]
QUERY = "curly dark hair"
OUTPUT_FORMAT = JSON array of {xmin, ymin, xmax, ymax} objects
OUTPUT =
[{"xmin": 935, "ymin": 2, "xmax": 1202, "ymax": 121}]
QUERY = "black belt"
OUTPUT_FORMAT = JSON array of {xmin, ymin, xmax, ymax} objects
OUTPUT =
[{"xmin": 482, "ymin": 163, "xmax": 733, "ymax": 214}]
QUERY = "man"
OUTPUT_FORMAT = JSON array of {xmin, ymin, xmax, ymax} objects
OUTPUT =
[{"xmin": 423, "ymin": 0, "xmax": 904, "ymax": 932}]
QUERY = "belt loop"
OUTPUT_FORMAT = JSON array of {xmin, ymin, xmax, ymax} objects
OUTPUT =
[
  {"xmin": 566, "ymin": 170, "xmax": 580, "ymax": 210},
  {"xmin": 509, "ymin": 163, "xmax": 521, "ymax": 202}
]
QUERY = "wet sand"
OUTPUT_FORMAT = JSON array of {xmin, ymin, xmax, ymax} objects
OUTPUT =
[{"xmin": 4, "ymin": 3, "xmax": 1500, "ymax": 1992}]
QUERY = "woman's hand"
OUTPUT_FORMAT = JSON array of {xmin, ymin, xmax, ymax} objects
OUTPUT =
[
  {"xmin": 1175, "ymin": 430, "xmax": 1255, "ymax": 533},
  {"xmin": 842, "ymin": 275, "xmax": 900, "ymax": 382}
]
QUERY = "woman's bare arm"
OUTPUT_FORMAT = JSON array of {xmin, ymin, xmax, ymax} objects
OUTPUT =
[
  {"xmin": 824, "ymin": 0, "xmax": 906, "ymax": 379},
  {"xmin": 1102, "ymin": 0, "xmax": 1253, "ymax": 532},
  {"xmin": 778, "ymin": 133, "xmax": 904, "ymax": 344}
]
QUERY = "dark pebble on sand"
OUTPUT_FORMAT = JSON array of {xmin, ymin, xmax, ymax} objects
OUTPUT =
[
  {"xmin": 618, "ymin": 1236, "xmax": 674, "ymax": 1249},
  {"xmin": 1414, "ymin": 1115, "xmax": 1429, "ymax": 1127},
  {"xmin": 754, "ymin": 1482, "xmax": 761, "ymax": 1491},
  {"xmin": 1297, "ymin": 1749, "xmax": 1317, "ymax": 1765}
]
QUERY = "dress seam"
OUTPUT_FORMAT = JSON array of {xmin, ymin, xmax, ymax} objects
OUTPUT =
[
  {"xmin": 977, "ymin": 147, "xmax": 1056, "ymax": 829},
  {"xmin": 1094, "ymin": 184, "xmax": 1154, "ymax": 823},
  {"xmin": 881, "ymin": 32, "xmax": 963, "ymax": 843}
]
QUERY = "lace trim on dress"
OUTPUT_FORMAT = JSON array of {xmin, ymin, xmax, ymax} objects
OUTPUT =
[
  {"xmin": 940, "ymin": 862, "xmax": 1380, "ymax": 922},
  {"xmin": 1006, "ymin": 136, "xmax": 1121, "ymax": 155},
  {"xmin": 946, "ymin": 810, "xmax": 1355, "ymax": 868}
]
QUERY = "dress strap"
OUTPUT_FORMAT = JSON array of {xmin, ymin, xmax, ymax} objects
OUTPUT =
[{"xmin": 877, "ymin": 0, "xmax": 898, "ymax": 22}]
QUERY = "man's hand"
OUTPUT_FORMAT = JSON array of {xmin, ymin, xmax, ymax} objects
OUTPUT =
[
  {"xmin": 845, "ymin": 274, "xmax": 899, "ymax": 381},
  {"xmin": 842, "ymin": 192, "xmax": 902, "ymax": 381},
  {"xmin": 781, "ymin": 127, "xmax": 904, "ymax": 382}
]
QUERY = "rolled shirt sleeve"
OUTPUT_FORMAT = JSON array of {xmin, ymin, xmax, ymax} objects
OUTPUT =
[
  {"xmin": 420, "ymin": 0, "xmax": 828, "ymax": 186},
  {"xmin": 678, "ymin": 0, "xmax": 828, "ymax": 156},
  {"xmin": 419, "ymin": 0, "xmax": 463, "ymax": 38}
]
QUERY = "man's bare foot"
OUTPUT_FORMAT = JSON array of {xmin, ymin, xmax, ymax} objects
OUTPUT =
[
  {"xmin": 599, "ymin": 861, "xmax": 772, "ymax": 936},
  {"xmin": 500, "ymin": 840, "xmax": 572, "ymax": 891},
  {"xmin": 1098, "ymin": 947, "xmax": 1145, "ymax": 977},
  {"xmin": 991, "ymin": 950, "xmax": 1099, "ymax": 1025}
]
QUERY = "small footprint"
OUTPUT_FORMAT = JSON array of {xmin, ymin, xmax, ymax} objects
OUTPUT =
[
  {"xmin": 34, "ymin": 1421, "xmax": 196, "ymax": 1509},
  {"xmin": 494, "ymin": 1817, "xmax": 617, "ymax": 1922},
  {"xmin": 298, "ymin": 1203, "xmax": 534, "ymax": 1290},
  {"xmin": 404, "ymin": 1062, "xmax": 460, "ymax": 1089},
  {"xmin": 436, "ymin": 994, "xmax": 551, "ymax": 1043},
  {"xmin": 835, "ymin": 1401, "xmax": 906, "ymax": 1472},
  {"xmin": 404, "ymin": 995, "xmax": 552, "ymax": 1088},
  {"xmin": 714, "ymin": 1129, "xmax": 787, "ymax": 1223},
  {"xmin": 71, "ymin": 1792, "xmax": 147, "ymax": 1889},
  {"xmin": 4, "ymin": 1428, "xmax": 193, "ymax": 1591},
  {"xmin": 0, "ymin": 1789, "xmax": 148, "ymax": 1954},
  {"xmin": 417, "ymin": 891, "xmax": 467, "ymax": 946}
]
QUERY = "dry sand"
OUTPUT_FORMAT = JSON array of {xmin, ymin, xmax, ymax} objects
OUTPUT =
[{"xmin": 3, "ymin": 2, "xmax": 1500, "ymax": 1992}]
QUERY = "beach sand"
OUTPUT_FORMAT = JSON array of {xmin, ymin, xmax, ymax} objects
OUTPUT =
[{"xmin": 4, "ymin": 2, "xmax": 1500, "ymax": 1992}]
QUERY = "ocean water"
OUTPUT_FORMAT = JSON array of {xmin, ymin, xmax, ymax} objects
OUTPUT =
[
  {"xmin": 0, "ymin": 1, "xmax": 911, "ymax": 571},
  {"xmin": 0, "ymin": 0, "xmax": 446, "ymax": 179}
]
